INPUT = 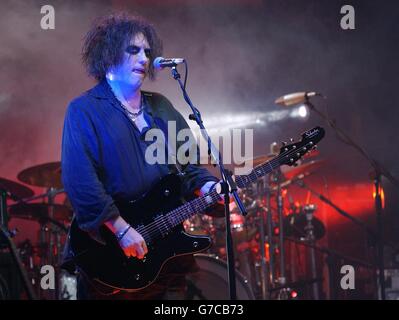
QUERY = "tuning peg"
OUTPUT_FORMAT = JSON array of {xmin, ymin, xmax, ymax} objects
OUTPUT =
[
  {"xmin": 281, "ymin": 141, "xmax": 287, "ymax": 147},
  {"xmin": 290, "ymin": 138, "xmax": 294, "ymax": 142}
]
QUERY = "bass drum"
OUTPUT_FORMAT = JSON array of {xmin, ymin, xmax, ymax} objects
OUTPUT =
[{"xmin": 186, "ymin": 254, "xmax": 255, "ymax": 300}]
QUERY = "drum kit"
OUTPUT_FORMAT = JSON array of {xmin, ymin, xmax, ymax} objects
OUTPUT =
[
  {"xmin": 0, "ymin": 162, "xmax": 75, "ymax": 300},
  {"xmin": 186, "ymin": 148, "xmax": 328, "ymax": 300}
]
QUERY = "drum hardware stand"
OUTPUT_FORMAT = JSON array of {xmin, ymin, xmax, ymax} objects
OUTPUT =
[
  {"xmin": 293, "ymin": 178, "xmax": 398, "ymax": 299},
  {"xmin": 271, "ymin": 168, "xmax": 288, "ymax": 294},
  {"xmin": 169, "ymin": 64, "xmax": 248, "ymax": 300},
  {"xmin": 0, "ymin": 188, "xmax": 37, "ymax": 300},
  {"xmin": 285, "ymin": 234, "xmax": 376, "ymax": 299},
  {"xmin": 264, "ymin": 142, "xmax": 279, "ymax": 295},
  {"xmin": 303, "ymin": 204, "xmax": 320, "ymax": 300},
  {"xmin": 265, "ymin": 176, "xmax": 276, "ymax": 290},
  {"xmin": 256, "ymin": 178, "xmax": 270, "ymax": 300},
  {"xmin": 304, "ymin": 97, "xmax": 399, "ymax": 300},
  {"xmin": 46, "ymin": 187, "xmax": 66, "ymax": 300},
  {"xmin": 33, "ymin": 187, "xmax": 65, "ymax": 299}
]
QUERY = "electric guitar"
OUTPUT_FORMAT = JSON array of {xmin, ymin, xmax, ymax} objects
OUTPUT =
[{"xmin": 69, "ymin": 126, "xmax": 325, "ymax": 292}]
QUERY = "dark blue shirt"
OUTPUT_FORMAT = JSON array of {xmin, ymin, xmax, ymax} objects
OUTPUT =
[{"xmin": 61, "ymin": 80, "xmax": 218, "ymax": 239}]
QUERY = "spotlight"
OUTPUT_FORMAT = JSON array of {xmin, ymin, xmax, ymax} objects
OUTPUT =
[
  {"xmin": 298, "ymin": 105, "xmax": 308, "ymax": 118},
  {"xmin": 289, "ymin": 104, "xmax": 309, "ymax": 119}
]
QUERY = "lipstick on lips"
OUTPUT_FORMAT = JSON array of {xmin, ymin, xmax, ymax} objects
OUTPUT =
[{"xmin": 132, "ymin": 67, "xmax": 146, "ymax": 75}]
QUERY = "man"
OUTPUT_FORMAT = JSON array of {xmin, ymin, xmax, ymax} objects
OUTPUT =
[{"xmin": 61, "ymin": 13, "xmax": 223, "ymax": 299}]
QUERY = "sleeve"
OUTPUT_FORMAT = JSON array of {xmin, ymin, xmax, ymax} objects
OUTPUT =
[
  {"xmin": 163, "ymin": 99, "xmax": 219, "ymax": 196},
  {"xmin": 61, "ymin": 99, "xmax": 120, "ymax": 242},
  {"xmin": 173, "ymin": 110, "xmax": 225, "ymax": 217}
]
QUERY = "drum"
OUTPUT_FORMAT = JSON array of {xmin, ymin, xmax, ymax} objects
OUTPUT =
[
  {"xmin": 186, "ymin": 254, "xmax": 255, "ymax": 300},
  {"xmin": 183, "ymin": 215, "xmax": 215, "ymax": 236}
]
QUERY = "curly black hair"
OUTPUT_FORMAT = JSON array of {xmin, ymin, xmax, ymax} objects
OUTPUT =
[{"xmin": 82, "ymin": 13, "xmax": 163, "ymax": 81}]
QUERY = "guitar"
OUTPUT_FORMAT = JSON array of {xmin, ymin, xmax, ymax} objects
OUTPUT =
[{"xmin": 69, "ymin": 126, "xmax": 325, "ymax": 292}]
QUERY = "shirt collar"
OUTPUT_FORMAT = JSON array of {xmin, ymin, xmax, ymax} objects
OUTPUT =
[{"xmin": 87, "ymin": 79, "xmax": 155, "ymax": 115}]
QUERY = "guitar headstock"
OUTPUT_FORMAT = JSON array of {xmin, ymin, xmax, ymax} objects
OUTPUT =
[{"xmin": 278, "ymin": 126, "xmax": 325, "ymax": 166}]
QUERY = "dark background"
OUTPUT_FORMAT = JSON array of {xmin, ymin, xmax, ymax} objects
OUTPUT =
[{"xmin": 0, "ymin": 0, "xmax": 398, "ymax": 298}]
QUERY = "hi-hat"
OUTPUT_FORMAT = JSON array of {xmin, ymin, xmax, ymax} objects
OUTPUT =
[
  {"xmin": 284, "ymin": 213, "xmax": 326, "ymax": 240},
  {"xmin": 18, "ymin": 162, "xmax": 62, "ymax": 189},
  {"xmin": 0, "ymin": 177, "xmax": 34, "ymax": 200},
  {"xmin": 8, "ymin": 203, "xmax": 72, "ymax": 222}
]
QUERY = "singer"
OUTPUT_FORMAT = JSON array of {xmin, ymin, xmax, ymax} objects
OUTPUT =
[{"xmin": 60, "ymin": 13, "xmax": 223, "ymax": 300}]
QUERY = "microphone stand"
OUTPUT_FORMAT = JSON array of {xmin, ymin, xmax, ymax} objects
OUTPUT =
[
  {"xmin": 305, "ymin": 98, "xmax": 399, "ymax": 300},
  {"xmin": 169, "ymin": 65, "xmax": 247, "ymax": 300}
]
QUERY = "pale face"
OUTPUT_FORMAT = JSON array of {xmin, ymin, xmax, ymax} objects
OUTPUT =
[{"xmin": 107, "ymin": 33, "xmax": 151, "ymax": 89}]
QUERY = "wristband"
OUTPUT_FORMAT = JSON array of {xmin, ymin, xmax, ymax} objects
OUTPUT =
[{"xmin": 116, "ymin": 225, "xmax": 131, "ymax": 242}]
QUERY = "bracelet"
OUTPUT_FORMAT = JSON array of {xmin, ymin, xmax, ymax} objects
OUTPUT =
[
  {"xmin": 115, "ymin": 225, "xmax": 131, "ymax": 242},
  {"xmin": 210, "ymin": 181, "xmax": 219, "ymax": 192}
]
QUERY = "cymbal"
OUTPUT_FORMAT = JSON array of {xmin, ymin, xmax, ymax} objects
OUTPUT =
[
  {"xmin": 8, "ymin": 203, "xmax": 72, "ymax": 222},
  {"xmin": 0, "ymin": 177, "xmax": 34, "ymax": 199},
  {"xmin": 282, "ymin": 160, "xmax": 325, "ymax": 181},
  {"xmin": 17, "ymin": 162, "xmax": 62, "ymax": 189},
  {"xmin": 284, "ymin": 213, "xmax": 326, "ymax": 240}
]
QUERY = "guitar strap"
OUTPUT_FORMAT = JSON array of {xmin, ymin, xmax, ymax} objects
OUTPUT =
[{"xmin": 143, "ymin": 110, "xmax": 184, "ymax": 178}]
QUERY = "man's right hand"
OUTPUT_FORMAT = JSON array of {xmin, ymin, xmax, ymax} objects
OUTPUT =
[
  {"xmin": 104, "ymin": 215, "xmax": 148, "ymax": 259},
  {"xmin": 117, "ymin": 227, "xmax": 148, "ymax": 259}
]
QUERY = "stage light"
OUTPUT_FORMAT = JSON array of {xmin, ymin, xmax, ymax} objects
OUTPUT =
[
  {"xmin": 298, "ymin": 105, "xmax": 308, "ymax": 118},
  {"xmin": 373, "ymin": 185, "xmax": 385, "ymax": 209},
  {"xmin": 289, "ymin": 105, "xmax": 309, "ymax": 119}
]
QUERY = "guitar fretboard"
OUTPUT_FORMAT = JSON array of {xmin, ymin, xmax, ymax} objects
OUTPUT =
[{"xmin": 138, "ymin": 156, "xmax": 282, "ymax": 243}]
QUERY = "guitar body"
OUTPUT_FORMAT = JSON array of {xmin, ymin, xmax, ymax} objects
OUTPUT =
[{"xmin": 69, "ymin": 174, "xmax": 212, "ymax": 292}]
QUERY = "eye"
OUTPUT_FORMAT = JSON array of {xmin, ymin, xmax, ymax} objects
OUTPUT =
[
  {"xmin": 144, "ymin": 48, "xmax": 152, "ymax": 58},
  {"xmin": 126, "ymin": 45, "xmax": 140, "ymax": 55},
  {"xmin": 126, "ymin": 45, "xmax": 152, "ymax": 58}
]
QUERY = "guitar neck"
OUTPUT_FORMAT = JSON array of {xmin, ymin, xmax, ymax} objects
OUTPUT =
[
  {"xmin": 140, "ymin": 126, "xmax": 324, "ymax": 245},
  {"xmin": 166, "ymin": 157, "xmax": 280, "ymax": 229},
  {"xmin": 166, "ymin": 188, "xmax": 221, "ymax": 227},
  {"xmin": 235, "ymin": 157, "xmax": 280, "ymax": 188}
]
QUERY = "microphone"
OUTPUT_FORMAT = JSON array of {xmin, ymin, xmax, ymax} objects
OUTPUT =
[
  {"xmin": 275, "ymin": 92, "xmax": 320, "ymax": 107},
  {"xmin": 153, "ymin": 57, "xmax": 185, "ymax": 69}
]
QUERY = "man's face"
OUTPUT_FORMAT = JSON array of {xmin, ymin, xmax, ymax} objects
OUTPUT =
[{"xmin": 108, "ymin": 32, "xmax": 151, "ymax": 88}]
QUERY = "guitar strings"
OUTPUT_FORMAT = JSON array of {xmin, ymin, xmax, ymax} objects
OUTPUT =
[
  {"xmin": 135, "ymin": 190, "xmax": 221, "ymax": 242},
  {"xmin": 134, "ymin": 144, "xmax": 309, "ymax": 242},
  {"xmin": 135, "ymin": 145, "xmax": 304, "ymax": 242},
  {"xmin": 133, "ymin": 142, "xmax": 314, "ymax": 243}
]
